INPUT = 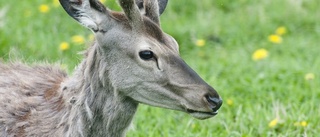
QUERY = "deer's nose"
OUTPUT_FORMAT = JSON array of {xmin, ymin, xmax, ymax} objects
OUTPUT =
[{"xmin": 205, "ymin": 95, "xmax": 223, "ymax": 112}]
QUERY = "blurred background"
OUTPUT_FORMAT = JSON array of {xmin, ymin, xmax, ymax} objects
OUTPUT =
[{"xmin": 0, "ymin": 0, "xmax": 319, "ymax": 136}]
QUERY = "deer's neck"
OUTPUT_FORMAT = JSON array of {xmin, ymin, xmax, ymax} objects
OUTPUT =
[{"xmin": 63, "ymin": 45, "xmax": 138, "ymax": 137}]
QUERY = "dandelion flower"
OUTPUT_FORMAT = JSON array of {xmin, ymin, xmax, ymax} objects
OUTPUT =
[
  {"xmin": 268, "ymin": 118, "xmax": 278, "ymax": 128},
  {"xmin": 268, "ymin": 34, "xmax": 282, "ymax": 44},
  {"xmin": 39, "ymin": 4, "xmax": 50, "ymax": 13},
  {"xmin": 53, "ymin": 0, "xmax": 60, "ymax": 7},
  {"xmin": 226, "ymin": 99, "xmax": 233, "ymax": 106},
  {"xmin": 59, "ymin": 42, "xmax": 70, "ymax": 51},
  {"xmin": 300, "ymin": 121, "xmax": 308, "ymax": 127},
  {"xmin": 252, "ymin": 48, "xmax": 268, "ymax": 61},
  {"xmin": 275, "ymin": 26, "xmax": 287, "ymax": 36},
  {"xmin": 294, "ymin": 121, "xmax": 308, "ymax": 127},
  {"xmin": 72, "ymin": 35, "xmax": 85, "ymax": 45},
  {"xmin": 99, "ymin": 0, "xmax": 106, "ymax": 3},
  {"xmin": 305, "ymin": 73, "xmax": 315, "ymax": 81},
  {"xmin": 196, "ymin": 39, "xmax": 206, "ymax": 47}
]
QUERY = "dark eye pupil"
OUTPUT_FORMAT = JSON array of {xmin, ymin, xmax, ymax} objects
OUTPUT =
[{"xmin": 139, "ymin": 50, "xmax": 154, "ymax": 60}]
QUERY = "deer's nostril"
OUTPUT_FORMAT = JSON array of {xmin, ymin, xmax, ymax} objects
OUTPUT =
[{"xmin": 205, "ymin": 95, "xmax": 223, "ymax": 112}]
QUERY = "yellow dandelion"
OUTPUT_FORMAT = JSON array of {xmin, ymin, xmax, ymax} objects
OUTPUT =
[
  {"xmin": 275, "ymin": 26, "xmax": 287, "ymax": 36},
  {"xmin": 294, "ymin": 121, "xmax": 308, "ymax": 127},
  {"xmin": 71, "ymin": 35, "xmax": 85, "ymax": 45},
  {"xmin": 252, "ymin": 48, "xmax": 268, "ymax": 61},
  {"xmin": 268, "ymin": 34, "xmax": 282, "ymax": 44},
  {"xmin": 196, "ymin": 39, "xmax": 206, "ymax": 47},
  {"xmin": 300, "ymin": 121, "xmax": 308, "ymax": 127},
  {"xmin": 53, "ymin": 0, "xmax": 60, "ymax": 7},
  {"xmin": 39, "ymin": 4, "xmax": 50, "ymax": 13},
  {"xmin": 268, "ymin": 118, "xmax": 278, "ymax": 128},
  {"xmin": 226, "ymin": 99, "xmax": 233, "ymax": 106},
  {"xmin": 305, "ymin": 73, "xmax": 315, "ymax": 81},
  {"xmin": 99, "ymin": 0, "xmax": 106, "ymax": 3},
  {"xmin": 59, "ymin": 42, "xmax": 70, "ymax": 51}
]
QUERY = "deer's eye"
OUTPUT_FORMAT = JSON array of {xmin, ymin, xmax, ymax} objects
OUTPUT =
[{"xmin": 139, "ymin": 50, "xmax": 154, "ymax": 60}]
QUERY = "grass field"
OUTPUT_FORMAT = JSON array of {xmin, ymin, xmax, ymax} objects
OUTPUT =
[{"xmin": 1, "ymin": 0, "xmax": 320, "ymax": 136}]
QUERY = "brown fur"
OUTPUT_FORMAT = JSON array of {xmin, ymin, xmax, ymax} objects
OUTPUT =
[{"xmin": 0, "ymin": 63, "xmax": 68, "ymax": 136}]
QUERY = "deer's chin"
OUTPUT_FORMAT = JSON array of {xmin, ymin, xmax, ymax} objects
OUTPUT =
[{"xmin": 187, "ymin": 109, "xmax": 218, "ymax": 120}]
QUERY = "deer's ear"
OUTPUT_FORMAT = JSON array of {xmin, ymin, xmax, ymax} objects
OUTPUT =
[
  {"xmin": 59, "ymin": 0, "xmax": 111, "ymax": 32},
  {"xmin": 136, "ymin": 0, "xmax": 168, "ymax": 15},
  {"xmin": 158, "ymin": 0, "xmax": 168, "ymax": 15}
]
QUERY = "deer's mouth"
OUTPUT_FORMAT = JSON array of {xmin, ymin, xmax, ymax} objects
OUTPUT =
[{"xmin": 186, "ymin": 109, "xmax": 218, "ymax": 120}]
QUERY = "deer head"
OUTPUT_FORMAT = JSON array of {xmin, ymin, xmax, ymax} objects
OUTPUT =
[{"xmin": 59, "ymin": 0, "xmax": 222, "ymax": 119}]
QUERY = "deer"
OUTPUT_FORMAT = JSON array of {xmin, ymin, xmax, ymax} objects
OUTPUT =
[{"xmin": 0, "ymin": 0, "xmax": 222, "ymax": 136}]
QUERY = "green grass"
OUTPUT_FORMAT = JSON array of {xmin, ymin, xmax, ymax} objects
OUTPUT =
[{"xmin": 1, "ymin": 0, "xmax": 320, "ymax": 136}]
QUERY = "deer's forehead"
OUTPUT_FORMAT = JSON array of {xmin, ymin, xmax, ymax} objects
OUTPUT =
[
  {"xmin": 96, "ymin": 14, "xmax": 177, "ymax": 53},
  {"xmin": 110, "ymin": 13, "xmax": 167, "ymax": 42},
  {"xmin": 143, "ymin": 19, "xmax": 165, "ymax": 42},
  {"xmin": 110, "ymin": 12, "xmax": 164, "ymax": 39}
]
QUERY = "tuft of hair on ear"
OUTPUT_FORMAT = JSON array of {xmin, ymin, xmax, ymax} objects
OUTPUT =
[{"xmin": 59, "ymin": 0, "xmax": 111, "ymax": 32}]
